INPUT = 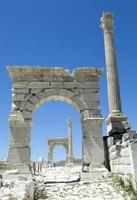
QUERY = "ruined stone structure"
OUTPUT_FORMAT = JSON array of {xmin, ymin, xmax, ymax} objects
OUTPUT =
[
  {"xmin": 48, "ymin": 138, "xmax": 69, "ymax": 166},
  {"xmin": 7, "ymin": 67, "xmax": 104, "ymax": 174},
  {"xmin": 3, "ymin": 12, "xmax": 137, "ymax": 192},
  {"xmin": 47, "ymin": 119, "xmax": 74, "ymax": 166},
  {"xmin": 101, "ymin": 13, "xmax": 137, "ymax": 191}
]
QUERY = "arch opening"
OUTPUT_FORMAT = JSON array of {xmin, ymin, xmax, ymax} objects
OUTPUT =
[
  {"xmin": 52, "ymin": 145, "xmax": 67, "ymax": 166},
  {"xmin": 31, "ymin": 100, "xmax": 82, "ymax": 166}
]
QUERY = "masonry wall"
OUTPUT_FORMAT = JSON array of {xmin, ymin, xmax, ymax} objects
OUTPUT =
[{"xmin": 107, "ymin": 131, "xmax": 137, "ymax": 190}]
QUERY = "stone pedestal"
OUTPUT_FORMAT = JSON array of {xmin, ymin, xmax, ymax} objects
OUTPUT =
[
  {"xmin": 106, "ymin": 115, "xmax": 128, "ymax": 135},
  {"xmin": 82, "ymin": 118, "xmax": 104, "ymax": 170}
]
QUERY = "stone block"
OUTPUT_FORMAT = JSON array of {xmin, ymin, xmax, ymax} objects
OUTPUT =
[
  {"xmin": 80, "ymin": 110, "xmax": 90, "ymax": 119},
  {"xmin": 64, "ymin": 82, "xmax": 99, "ymax": 89},
  {"xmin": 75, "ymin": 75, "xmax": 98, "ymax": 82},
  {"xmin": 111, "ymin": 157, "xmax": 131, "ymax": 165},
  {"xmin": 50, "ymin": 82, "xmax": 64, "ymax": 88},
  {"xmin": 29, "ymin": 96, "xmax": 39, "ymax": 104},
  {"xmin": 107, "ymin": 137, "xmax": 114, "ymax": 147},
  {"xmin": 109, "ymin": 150, "xmax": 120, "ymax": 160},
  {"xmin": 121, "ymin": 141, "xmax": 130, "ymax": 149},
  {"xmin": 122, "ymin": 121, "xmax": 131, "ymax": 130},
  {"xmin": 7, "ymin": 147, "xmax": 30, "ymax": 169},
  {"xmin": 122, "ymin": 131, "xmax": 134, "ymax": 142},
  {"xmin": 109, "ymin": 144, "xmax": 121, "ymax": 153},
  {"xmin": 20, "ymin": 101, "xmax": 27, "ymax": 111},
  {"xmin": 26, "ymin": 102, "xmax": 35, "ymax": 112},
  {"xmin": 13, "ymin": 82, "xmax": 28, "ymax": 89},
  {"xmin": 81, "ymin": 92, "xmax": 99, "ymax": 102},
  {"xmin": 112, "ymin": 165, "xmax": 132, "ymax": 174},
  {"xmin": 82, "ymin": 118, "xmax": 103, "ymax": 137},
  {"xmin": 120, "ymin": 147, "xmax": 130, "ymax": 157},
  {"xmin": 64, "ymin": 82, "xmax": 78, "ymax": 89},
  {"xmin": 28, "ymin": 82, "xmax": 50, "ymax": 88},
  {"xmin": 22, "ymin": 111, "xmax": 32, "ymax": 120},
  {"xmin": 130, "ymin": 141, "xmax": 137, "ymax": 183},
  {"xmin": 30, "ymin": 89, "xmax": 42, "ymax": 94},
  {"xmin": 81, "ymin": 169, "xmax": 108, "ymax": 181},
  {"xmin": 9, "ymin": 126, "xmax": 31, "ymax": 148},
  {"xmin": 80, "ymin": 82, "xmax": 99, "ymax": 89},
  {"xmin": 13, "ymin": 88, "xmax": 30, "ymax": 94},
  {"xmin": 83, "ymin": 136, "xmax": 104, "ymax": 164},
  {"xmin": 13, "ymin": 94, "xmax": 26, "ymax": 101},
  {"xmin": 36, "ymin": 91, "xmax": 47, "ymax": 100}
]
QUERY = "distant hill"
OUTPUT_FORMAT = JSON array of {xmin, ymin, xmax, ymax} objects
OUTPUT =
[{"xmin": 53, "ymin": 158, "xmax": 82, "ymax": 166}]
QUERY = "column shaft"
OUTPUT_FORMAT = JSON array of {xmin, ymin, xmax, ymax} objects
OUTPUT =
[
  {"xmin": 101, "ymin": 13, "xmax": 128, "ymax": 135},
  {"xmin": 68, "ymin": 119, "xmax": 73, "ymax": 164},
  {"xmin": 101, "ymin": 13, "xmax": 121, "ymax": 115},
  {"xmin": 104, "ymin": 31, "xmax": 121, "ymax": 114}
]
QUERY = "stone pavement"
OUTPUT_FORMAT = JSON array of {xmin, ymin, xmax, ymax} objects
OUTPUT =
[{"xmin": 34, "ymin": 166, "xmax": 131, "ymax": 200}]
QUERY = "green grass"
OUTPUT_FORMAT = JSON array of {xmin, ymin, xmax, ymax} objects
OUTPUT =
[{"xmin": 113, "ymin": 175, "xmax": 137, "ymax": 200}]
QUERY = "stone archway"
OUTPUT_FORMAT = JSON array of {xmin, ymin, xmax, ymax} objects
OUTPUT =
[
  {"xmin": 7, "ymin": 66, "xmax": 104, "ymax": 174},
  {"xmin": 48, "ymin": 138, "xmax": 69, "ymax": 166},
  {"xmin": 48, "ymin": 118, "xmax": 74, "ymax": 166}
]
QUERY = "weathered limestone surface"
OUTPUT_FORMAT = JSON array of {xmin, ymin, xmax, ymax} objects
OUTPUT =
[
  {"xmin": 33, "ymin": 166, "xmax": 131, "ymax": 200},
  {"xmin": 7, "ymin": 66, "xmax": 104, "ymax": 174},
  {"xmin": 82, "ymin": 118, "xmax": 104, "ymax": 165},
  {"xmin": 108, "ymin": 131, "xmax": 137, "ymax": 191},
  {"xmin": 0, "ymin": 180, "xmax": 34, "ymax": 200},
  {"xmin": 0, "ymin": 166, "xmax": 132, "ymax": 200}
]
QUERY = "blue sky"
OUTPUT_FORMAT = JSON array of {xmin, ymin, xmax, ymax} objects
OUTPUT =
[{"xmin": 0, "ymin": 0, "xmax": 137, "ymax": 161}]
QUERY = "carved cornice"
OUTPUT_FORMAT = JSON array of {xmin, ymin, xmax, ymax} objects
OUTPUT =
[{"xmin": 7, "ymin": 66, "xmax": 103, "ymax": 81}]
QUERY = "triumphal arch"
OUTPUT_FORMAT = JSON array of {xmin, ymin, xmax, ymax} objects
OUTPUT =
[
  {"xmin": 48, "ymin": 138, "xmax": 69, "ymax": 166},
  {"xmin": 48, "ymin": 118, "xmax": 74, "ymax": 166},
  {"xmin": 7, "ymin": 66, "xmax": 104, "ymax": 174}
]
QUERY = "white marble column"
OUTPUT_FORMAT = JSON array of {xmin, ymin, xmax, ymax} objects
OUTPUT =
[{"xmin": 101, "ymin": 13, "xmax": 128, "ymax": 135}]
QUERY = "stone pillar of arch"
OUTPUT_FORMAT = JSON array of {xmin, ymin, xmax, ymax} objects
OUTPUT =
[
  {"xmin": 48, "ymin": 143, "xmax": 54, "ymax": 167},
  {"xmin": 82, "ymin": 118, "xmax": 104, "ymax": 166},
  {"xmin": 7, "ymin": 112, "xmax": 32, "ymax": 174}
]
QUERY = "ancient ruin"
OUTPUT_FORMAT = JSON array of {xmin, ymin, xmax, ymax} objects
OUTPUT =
[
  {"xmin": 48, "ymin": 119, "xmax": 74, "ymax": 166},
  {"xmin": 101, "ymin": 12, "xmax": 137, "ymax": 192},
  {"xmin": 0, "ymin": 12, "xmax": 137, "ymax": 199},
  {"xmin": 6, "ymin": 65, "xmax": 104, "ymax": 175}
]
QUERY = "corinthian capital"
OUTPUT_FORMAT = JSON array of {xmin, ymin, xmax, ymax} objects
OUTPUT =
[{"xmin": 100, "ymin": 12, "xmax": 114, "ymax": 33}]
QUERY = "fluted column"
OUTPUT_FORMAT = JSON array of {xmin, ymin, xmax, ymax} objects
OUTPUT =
[
  {"xmin": 68, "ymin": 118, "xmax": 73, "ymax": 164},
  {"xmin": 101, "ymin": 13, "xmax": 128, "ymax": 135}
]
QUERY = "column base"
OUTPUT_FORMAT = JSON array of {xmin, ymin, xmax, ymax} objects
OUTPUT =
[
  {"xmin": 68, "ymin": 155, "xmax": 74, "ymax": 165},
  {"xmin": 106, "ymin": 115, "xmax": 130, "ymax": 135}
]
